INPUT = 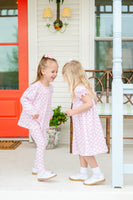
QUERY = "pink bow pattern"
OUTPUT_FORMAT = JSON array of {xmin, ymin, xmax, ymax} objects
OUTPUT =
[{"xmin": 45, "ymin": 53, "xmax": 52, "ymax": 58}]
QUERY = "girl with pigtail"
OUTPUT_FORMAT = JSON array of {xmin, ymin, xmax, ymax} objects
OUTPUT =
[{"xmin": 18, "ymin": 54, "xmax": 58, "ymax": 181}]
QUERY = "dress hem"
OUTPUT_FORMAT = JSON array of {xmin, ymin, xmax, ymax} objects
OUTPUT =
[{"xmin": 72, "ymin": 150, "xmax": 108, "ymax": 156}]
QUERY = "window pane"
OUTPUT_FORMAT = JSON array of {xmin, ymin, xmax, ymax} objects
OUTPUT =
[
  {"xmin": 122, "ymin": 0, "xmax": 133, "ymax": 36},
  {"xmin": 122, "ymin": 5, "xmax": 128, "ymax": 12},
  {"xmin": 130, "ymin": 5, "xmax": 133, "ymax": 12},
  {"xmin": 0, "ymin": 46, "xmax": 18, "ymax": 90},
  {"xmin": 122, "ymin": 13, "xmax": 133, "ymax": 37},
  {"xmin": 95, "ymin": 41, "xmax": 113, "ymax": 70},
  {"xmin": 95, "ymin": 0, "xmax": 133, "ymax": 37},
  {"xmin": 0, "ymin": 0, "xmax": 18, "ymax": 43},
  {"xmin": 95, "ymin": 0, "xmax": 113, "ymax": 37},
  {"xmin": 122, "ymin": 41, "xmax": 133, "ymax": 69},
  {"xmin": 95, "ymin": 41, "xmax": 133, "ymax": 70}
]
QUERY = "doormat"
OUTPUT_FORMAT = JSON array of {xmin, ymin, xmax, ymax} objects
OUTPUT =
[{"xmin": 0, "ymin": 141, "xmax": 22, "ymax": 150}]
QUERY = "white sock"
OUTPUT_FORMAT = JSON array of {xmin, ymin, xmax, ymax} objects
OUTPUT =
[
  {"xmin": 92, "ymin": 167, "xmax": 103, "ymax": 176},
  {"xmin": 80, "ymin": 167, "xmax": 88, "ymax": 174}
]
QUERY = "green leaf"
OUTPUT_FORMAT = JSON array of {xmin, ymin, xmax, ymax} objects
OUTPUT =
[{"xmin": 49, "ymin": 106, "xmax": 68, "ymax": 128}]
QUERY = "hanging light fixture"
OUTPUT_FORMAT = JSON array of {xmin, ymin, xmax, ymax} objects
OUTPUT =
[{"xmin": 43, "ymin": 2, "xmax": 71, "ymax": 33}]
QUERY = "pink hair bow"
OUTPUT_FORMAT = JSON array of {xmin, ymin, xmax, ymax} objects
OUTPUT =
[{"xmin": 45, "ymin": 53, "xmax": 52, "ymax": 58}]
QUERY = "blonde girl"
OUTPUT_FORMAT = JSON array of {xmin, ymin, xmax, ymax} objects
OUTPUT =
[
  {"xmin": 18, "ymin": 54, "xmax": 58, "ymax": 181},
  {"xmin": 62, "ymin": 60, "xmax": 108, "ymax": 186}
]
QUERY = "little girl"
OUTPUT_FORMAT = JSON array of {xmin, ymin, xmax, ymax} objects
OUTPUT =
[
  {"xmin": 18, "ymin": 54, "xmax": 58, "ymax": 181},
  {"xmin": 62, "ymin": 60, "xmax": 108, "ymax": 186}
]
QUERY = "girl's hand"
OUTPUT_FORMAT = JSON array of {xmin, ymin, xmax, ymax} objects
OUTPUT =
[
  {"xmin": 32, "ymin": 114, "xmax": 39, "ymax": 119},
  {"xmin": 66, "ymin": 109, "xmax": 74, "ymax": 116}
]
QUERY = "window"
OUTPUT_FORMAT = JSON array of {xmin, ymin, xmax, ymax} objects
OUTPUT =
[{"xmin": 95, "ymin": 0, "xmax": 133, "ymax": 70}]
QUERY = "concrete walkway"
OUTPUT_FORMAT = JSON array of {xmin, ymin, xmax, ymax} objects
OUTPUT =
[{"xmin": 0, "ymin": 142, "xmax": 133, "ymax": 200}]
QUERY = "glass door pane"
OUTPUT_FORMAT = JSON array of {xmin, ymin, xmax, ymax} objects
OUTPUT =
[
  {"xmin": 0, "ymin": 0, "xmax": 18, "ymax": 90},
  {"xmin": 0, "ymin": 45, "xmax": 18, "ymax": 90}
]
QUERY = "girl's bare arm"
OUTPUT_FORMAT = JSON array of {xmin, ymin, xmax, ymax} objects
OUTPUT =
[{"xmin": 66, "ymin": 94, "xmax": 93, "ymax": 116}]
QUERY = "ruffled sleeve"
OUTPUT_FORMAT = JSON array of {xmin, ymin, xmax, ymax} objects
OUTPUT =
[
  {"xmin": 74, "ymin": 85, "xmax": 89, "ymax": 99},
  {"xmin": 20, "ymin": 83, "xmax": 38, "ymax": 116}
]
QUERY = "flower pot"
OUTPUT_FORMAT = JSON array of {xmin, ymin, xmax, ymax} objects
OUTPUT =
[{"xmin": 46, "ymin": 127, "xmax": 61, "ymax": 149}]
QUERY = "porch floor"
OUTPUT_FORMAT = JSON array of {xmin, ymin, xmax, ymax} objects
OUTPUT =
[{"xmin": 0, "ymin": 142, "xmax": 133, "ymax": 200}]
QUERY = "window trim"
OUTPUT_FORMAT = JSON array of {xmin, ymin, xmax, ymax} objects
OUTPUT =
[{"xmin": 95, "ymin": 37, "xmax": 133, "ymax": 41}]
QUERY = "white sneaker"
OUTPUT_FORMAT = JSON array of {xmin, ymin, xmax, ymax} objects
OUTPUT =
[
  {"xmin": 69, "ymin": 173, "xmax": 89, "ymax": 182},
  {"xmin": 32, "ymin": 167, "xmax": 38, "ymax": 175},
  {"xmin": 37, "ymin": 170, "xmax": 57, "ymax": 181},
  {"xmin": 84, "ymin": 174, "xmax": 105, "ymax": 185},
  {"xmin": 32, "ymin": 167, "xmax": 52, "ymax": 175}
]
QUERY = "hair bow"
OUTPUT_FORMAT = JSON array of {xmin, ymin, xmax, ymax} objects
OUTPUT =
[
  {"xmin": 68, "ymin": 58, "xmax": 73, "ymax": 63},
  {"xmin": 45, "ymin": 53, "xmax": 52, "ymax": 58}
]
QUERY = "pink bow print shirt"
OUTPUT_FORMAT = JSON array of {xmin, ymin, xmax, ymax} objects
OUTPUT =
[{"xmin": 18, "ymin": 81, "xmax": 53, "ymax": 131}]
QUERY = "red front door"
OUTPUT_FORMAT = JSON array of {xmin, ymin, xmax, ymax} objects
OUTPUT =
[{"xmin": 0, "ymin": 0, "xmax": 28, "ymax": 137}]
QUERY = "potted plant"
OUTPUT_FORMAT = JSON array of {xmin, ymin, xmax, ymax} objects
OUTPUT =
[{"xmin": 46, "ymin": 106, "xmax": 68, "ymax": 149}]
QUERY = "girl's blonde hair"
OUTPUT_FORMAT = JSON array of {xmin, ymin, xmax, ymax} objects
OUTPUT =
[
  {"xmin": 33, "ymin": 55, "xmax": 58, "ymax": 83},
  {"xmin": 62, "ymin": 60, "xmax": 96, "ymax": 99}
]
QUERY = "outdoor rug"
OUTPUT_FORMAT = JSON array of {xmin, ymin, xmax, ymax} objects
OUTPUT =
[{"xmin": 0, "ymin": 141, "xmax": 22, "ymax": 150}]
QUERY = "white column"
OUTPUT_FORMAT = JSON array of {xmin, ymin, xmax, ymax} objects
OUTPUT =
[{"xmin": 112, "ymin": 0, "xmax": 123, "ymax": 187}]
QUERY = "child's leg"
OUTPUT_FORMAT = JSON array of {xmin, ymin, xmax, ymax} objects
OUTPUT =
[
  {"xmin": 84, "ymin": 156, "xmax": 98, "ymax": 168},
  {"xmin": 84, "ymin": 156, "xmax": 105, "ymax": 185},
  {"xmin": 69, "ymin": 155, "xmax": 89, "ymax": 182},
  {"xmin": 31, "ymin": 128, "xmax": 47, "ymax": 172},
  {"xmin": 84, "ymin": 156, "xmax": 103, "ymax": 176},
  {"xmin": 79, "ymin": 155, "xmax": 88, "ymax": 168},
  {"xmin": 31, "ymin": 128, "xmax": 57, "ymax": 181},
  {"xmin": 79, "ymin": 155, "xmax": 89, "ymax": 175}
]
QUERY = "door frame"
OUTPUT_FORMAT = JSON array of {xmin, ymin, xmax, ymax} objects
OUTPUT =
[
  {"xmin": 0, "ymin": 0, "xmax": 29, "ymax": 137},
  {"xmin": 18, "ymin": 0, "xmax": 28, "ymax": 92},
  {"xmin": 28, "ymin": 0, "xmax": 38, "ymax": 84}
]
